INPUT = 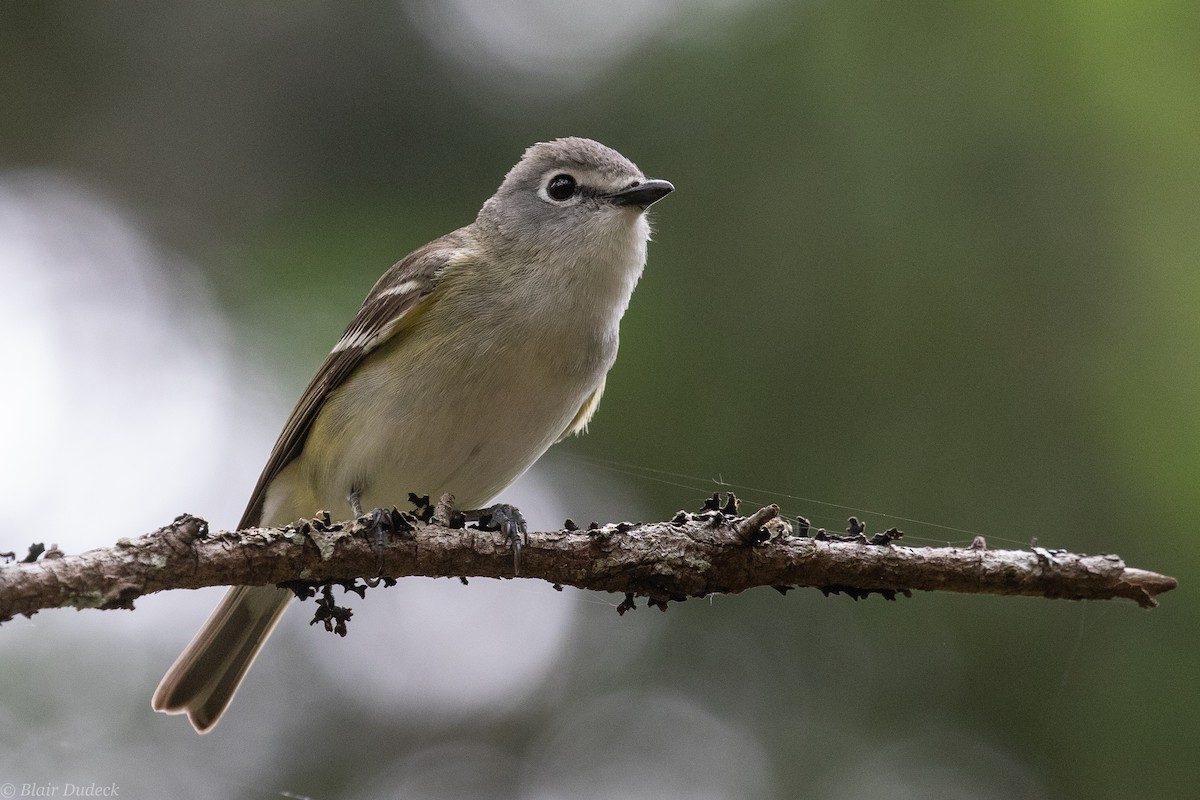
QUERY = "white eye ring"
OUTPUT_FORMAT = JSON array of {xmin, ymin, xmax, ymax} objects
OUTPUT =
[{"xmin": 537, "ymin": 169, "xmax": 582, "ymax": 204}]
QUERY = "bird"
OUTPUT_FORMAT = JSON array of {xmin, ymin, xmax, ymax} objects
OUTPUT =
[{"xmin": 151, "ymin": 137, "xmax": 673, "ymax": 732}]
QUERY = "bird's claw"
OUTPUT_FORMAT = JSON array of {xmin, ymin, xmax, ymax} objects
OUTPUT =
[
  {"xmin": 469, "ymin": 503, "xmax": 528, "ymax": 575},
  {"xmin": 358, "ymin": 503, "xmax": 394, "ymax": 585}
]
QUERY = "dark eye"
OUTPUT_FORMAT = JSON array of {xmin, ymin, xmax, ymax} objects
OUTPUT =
[{"xmin": 546, "ymin": 174, "xmax": 577, "ymax": 201}]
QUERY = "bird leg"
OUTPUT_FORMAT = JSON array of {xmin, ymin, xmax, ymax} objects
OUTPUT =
[
  {"xmin": 347, "ymin": 488, "xmax": 391, "ymax": 581},
  {"xmin": 461, "ymin": 503, "xmax": 528, "ymax": 575}
]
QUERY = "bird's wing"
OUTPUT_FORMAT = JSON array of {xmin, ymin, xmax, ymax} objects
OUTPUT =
[{"xmin": 237, "ymin": 234, "xmax": 469, "ymax": 529}]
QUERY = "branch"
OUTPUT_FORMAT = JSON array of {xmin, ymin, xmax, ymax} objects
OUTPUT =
[{"xmin": 0, "ymin": 497, "xmax": 1177, "ymax": 624}]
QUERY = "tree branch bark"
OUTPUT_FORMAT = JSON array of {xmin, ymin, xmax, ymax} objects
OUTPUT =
[{"xmin": 0, "ymin": 499, "xmax": 1177, "ymax": 624}]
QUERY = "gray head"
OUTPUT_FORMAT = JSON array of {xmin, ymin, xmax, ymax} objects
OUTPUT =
[{"xmin": 480, "ymin": 137, "xmax": 673, "ymax": 249}]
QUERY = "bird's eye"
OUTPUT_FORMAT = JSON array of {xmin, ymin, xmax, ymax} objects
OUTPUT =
[{"xmin": 546, "ymin": 174, "xmax": 577, "ymax": 201}]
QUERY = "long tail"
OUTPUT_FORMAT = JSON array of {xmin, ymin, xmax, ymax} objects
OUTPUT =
[{"xmin": 151, "ymin": 585, "xmax": 292, "ymax": 733}]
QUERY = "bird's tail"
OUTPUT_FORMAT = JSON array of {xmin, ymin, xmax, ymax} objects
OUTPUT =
[{"xmin": 151, "ymin": 585, "xmax": 292, "ymax": 733}]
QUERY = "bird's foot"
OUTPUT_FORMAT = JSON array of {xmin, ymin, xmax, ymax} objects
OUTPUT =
[
  {"xmin": 349, "ymin": 489, "xmax": 395, "ymax": 584},
  {"xmin": 464, "ymin": 503, "xmax": 528, "ymax": 575}
]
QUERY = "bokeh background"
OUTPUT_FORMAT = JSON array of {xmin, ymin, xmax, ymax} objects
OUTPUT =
[{"xmin": 1, "ymin": 2, "xmax": 1195, "ymax": 798}]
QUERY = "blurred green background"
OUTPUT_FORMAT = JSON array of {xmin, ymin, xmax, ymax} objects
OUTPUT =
[{"xmin": 1, "ymin": 2, "xmax": 1195, "ymax": 798}]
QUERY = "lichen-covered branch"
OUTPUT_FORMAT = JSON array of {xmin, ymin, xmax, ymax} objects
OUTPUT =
[{"xmin": 0, "ymin": 499, "xmax": 1177, "ymax": 624}]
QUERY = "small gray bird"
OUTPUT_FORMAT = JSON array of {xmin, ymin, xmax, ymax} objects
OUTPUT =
[{"xmin": 152, "ymin": 137, "xmax": 673, "ymax": 732}]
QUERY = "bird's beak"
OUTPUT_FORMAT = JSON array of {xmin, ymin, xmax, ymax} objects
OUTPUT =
[{"xmin": 605, "ymin": 178, "xmax": 674, "ymax": 209}]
